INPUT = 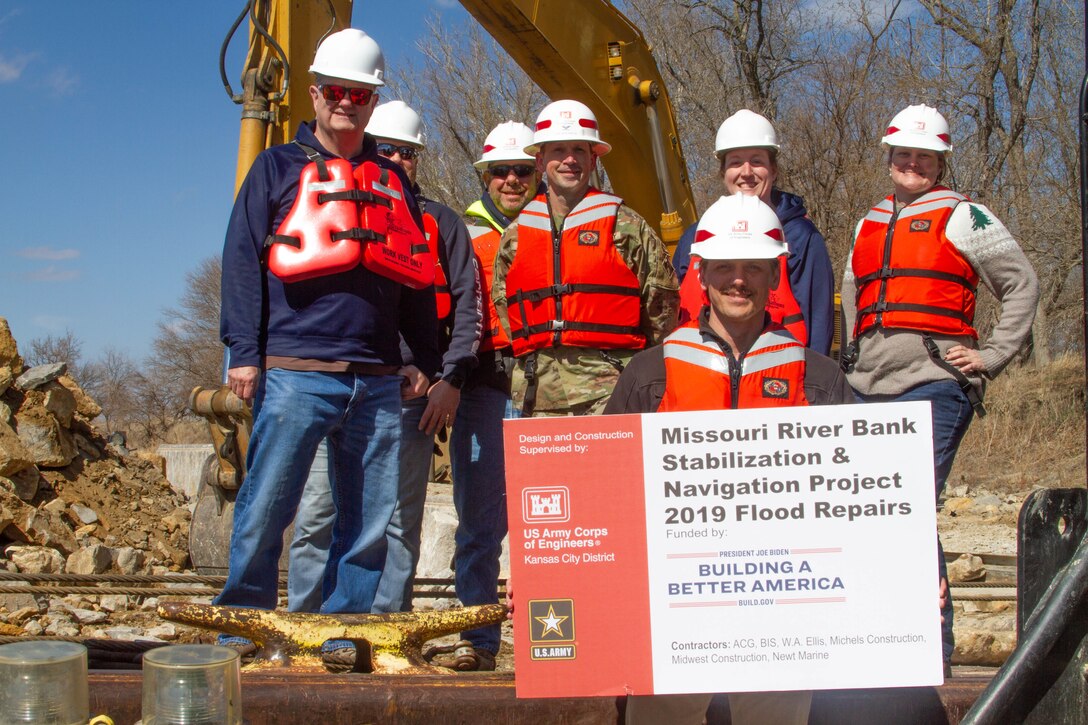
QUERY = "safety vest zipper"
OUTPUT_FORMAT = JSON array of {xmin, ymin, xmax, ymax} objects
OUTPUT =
[
  {"xmin": 550, "ymin": 198, "xmax": 564, "ymax": 347},
  {"xmin": 729, "ymin": 346, "xmax": 743, "ymax": 409},
  {"xmin": 875, "ymin": 206, "xmax": 900, "ymax": 328}
]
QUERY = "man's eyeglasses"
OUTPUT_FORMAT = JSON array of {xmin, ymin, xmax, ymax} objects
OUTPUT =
[
  {"xmin": 319, "ymin": 84, "xmax": 376, "ymax": 106},
  {"xmin": 488, "ymin": 164, "xmax": 535, "ymax": 178},
  {"xmin": 377, "ymin": 143, "xmax": 419, "ymax": 160}
]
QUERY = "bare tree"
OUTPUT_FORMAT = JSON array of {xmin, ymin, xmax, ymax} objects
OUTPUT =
[
  {"xmin": 83, "ymin": 347, "xmax": 143, "ymax": 437},
  {"xmin": 145, "ymin": 256, "xmax": 225, "ymax": 435},
  {"xmin": 25, "ymin": 330, "xmax": 102, "ymax": 392},
  {"xmin": 384, "ymin": 16, "xmax": 548, "ymax": 210}
]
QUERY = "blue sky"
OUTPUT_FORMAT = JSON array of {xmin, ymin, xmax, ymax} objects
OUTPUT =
[{"xmin": 0, "ymin": 1, "xmax": 469, "ymax": 363}]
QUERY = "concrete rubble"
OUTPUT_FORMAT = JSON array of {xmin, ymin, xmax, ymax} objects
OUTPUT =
[{"xmin": 0, "ymin": 317, "xmax": 191, "ymax": 641}]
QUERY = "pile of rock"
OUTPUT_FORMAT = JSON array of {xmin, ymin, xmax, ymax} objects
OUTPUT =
[{"xmin": 0, "ymin": 318, "xmax": 192, "ymax": 636}]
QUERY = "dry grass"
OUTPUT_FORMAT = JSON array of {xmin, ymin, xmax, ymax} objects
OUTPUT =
[{"xmin": 950, "ymin": 354, "xmax": 1086, "ymax": 493}]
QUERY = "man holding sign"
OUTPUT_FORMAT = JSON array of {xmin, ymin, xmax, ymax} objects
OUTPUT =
[{"xmin": 604, "ymin": 193, "xmax": 854, "ymax": 725}]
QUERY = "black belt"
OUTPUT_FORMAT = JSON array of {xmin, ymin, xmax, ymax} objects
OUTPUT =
[{"xmin": 922, "ymin": 335, "xmax": 987, "ymax": 418}]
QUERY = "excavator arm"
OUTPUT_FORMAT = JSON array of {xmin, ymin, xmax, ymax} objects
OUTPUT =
[
  {"xmin": 224, "ymin": 0, "xmax": 353, "ymax": 195},
  {"xmin": 458, "ymin": 0, "xmax": 696, "ymax": 246}
]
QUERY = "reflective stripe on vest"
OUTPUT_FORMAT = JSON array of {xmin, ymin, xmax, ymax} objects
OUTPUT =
[
  {"xmin": 423, "ymin": 212, "xmax": 452, "ymax": 320},
  {"xmin": 678, "ymin": 255, "xmax": 807, "ymax": 345},
  {"xmin": 851, "ymin": 187, "xmax": 978, "ymax": 338},
  {"xmin": 266, "ymin": 152, "xmax": 433, "ymax": 288},
  {"xmin": 658, "ymin": 323, "xmax": 809, "ymax": 411},
  {"xmin": 467, "ymin": 222, "xmax": 511, "ymax": 352},
  {"xmin": 504, "ymin": 190, "xmax": 644, "ymax": 355}
]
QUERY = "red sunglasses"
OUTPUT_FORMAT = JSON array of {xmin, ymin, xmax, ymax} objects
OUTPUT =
[{"xmin": 319, "ymin": 84, "xmax": 376, "ymax": 105}]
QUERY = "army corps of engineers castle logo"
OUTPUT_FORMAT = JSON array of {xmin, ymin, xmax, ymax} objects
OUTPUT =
[
  {"xmin": 522, "ymin": 486, "xmax": 570, "ymax": 523},
  {"xmin": 528, "ymin": 598, "xmax": 576, "ymax": 660}
]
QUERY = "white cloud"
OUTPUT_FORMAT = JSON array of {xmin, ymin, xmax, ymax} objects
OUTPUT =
[
  {"xmin": 17, "ymin": 246, "xmax": 80, "ymax": 261},
  {"xmin": 801, "ymin": 0, "xmax": 920, "ymax": 30},
  {"xmin": 0, "ymin": 52, "xmax": 32, "ymax": 83},
  {"xmin": 30, "ymin": 314, "xmax": 69, "ymax": 333},
  {"xmin": 45, "ymin": 67, "xmax": 77, "ymax": 96},
  {"xmin": 27, "ymin": 265, "xmax": 80, "ymax": 283},
  {"xmin": 0, "ymin": 8, "xmax": 23, "ymax": 27},
  {"xmin": 433, "ymin": 0, "xmax": 460, "ymax": 7}
]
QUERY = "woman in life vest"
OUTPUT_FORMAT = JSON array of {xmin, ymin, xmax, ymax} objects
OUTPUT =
[
  {"xmin": 673, "ymin": 110, "xmax": 835, "ymax": 354},
  {"xmin": 841, "ymin": 104, "xmax": 1039, "ymax": 671}
]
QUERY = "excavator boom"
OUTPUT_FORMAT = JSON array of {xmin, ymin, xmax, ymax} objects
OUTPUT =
[{"xmin": 459, "ymin": 0, "xmax": 696, "ymax": 245}]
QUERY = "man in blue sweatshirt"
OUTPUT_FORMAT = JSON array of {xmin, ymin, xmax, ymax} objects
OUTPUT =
[
  {"xmin": 285, "ymin": 100, "xmax": 484, "ymax": 628},
  {"xmin": 216, "ymin": 28, "xmax": 439, "ymax": 620}
]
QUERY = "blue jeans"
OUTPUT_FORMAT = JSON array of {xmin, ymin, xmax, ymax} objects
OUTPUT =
[
  {"xmin": 372, "ymin": 397, "xmax": 434, "ymax": 613},
  {"xmin": 287, "ymin": 439, "xmax": 334, "ymax": 613},
  {"xmin": 214, "ymin": 369, "xmax": 401, "ymax": 614},
  {"xmin": 287, "ymin": 386, "xmax": 513, "ymax": 651},
  {"xmin": 857, "ymin": 379, "xmax": 974, "ymax": 661},
  {"xmin": 450, "ymin": 385, "xmax": 513, "ymax": 654}
]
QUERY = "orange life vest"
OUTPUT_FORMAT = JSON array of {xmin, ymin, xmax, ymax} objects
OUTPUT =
[
  {"xmin": 658, "ymin": 322, "xmax": 809, "ymax": 411},
  {"xmin": 266, "ymin": 144, "xmax": 433, "ymax": 289},
  {"xmin": 466, "ymin": 222, "xmax": 511, "ymax": 352},
  {"xmin": 678, "ymin": 255, "xmax": 807, "ymax": 345},
  {"xmin": 422, "ymin": 212, "xmax": 452, "ymax": 320},
  {"xmin": 504, "ymin": 190, "xmax": 644, "ymax": 356},
  {"xmin": 851, "ymin": 187, "xmax": 978, "ymax": 339}
]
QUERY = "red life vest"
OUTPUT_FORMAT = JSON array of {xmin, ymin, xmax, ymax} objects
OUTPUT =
[
  {"xmin": 851, "ymin": 187, "xmax": 978, "ymax": 339},
  {"xmin": 658, "ymin": 322, "xmax": 809, "ymax": 411},
  {"xmin": 422, "ymin": 212, "xmax": 452, "ymax": 320},
  {"xmin": 678, "ymin": 254, "xmax": 807, "ymax": 345},
  {"xmin": 266, "ymin": 145, "xmax": 433, "ymax": 289},
  {"xmin": 466, "ymin": 221, "xmax": 511, "ymax": 352},
  {"xmin": 504, "ymin": 190, "xmax": 644, "ymax": 356}
]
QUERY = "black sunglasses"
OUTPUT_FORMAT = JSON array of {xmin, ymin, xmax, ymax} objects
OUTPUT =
[
  {"xmin": 377, "ymin": 143, "xmax": 419, "ymax": 160},
  {"xmin": 488, "ymin": 164, "xmax": 535, "ymax": 178},
  {"xmin": 319, "ymin": 84, "xmax": 376, "ymax": 105}
]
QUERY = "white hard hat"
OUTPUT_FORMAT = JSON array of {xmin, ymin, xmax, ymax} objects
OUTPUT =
[
  {"xmin": 714, "ymin": 109, "xmax": 779, "ymax": 158},
  {"xmin": 881, "ymin": 104, "xmax": 952, "ymax": 154},
  {"xmin": 691, "ymin": 195, "xmax": 788, "ymax": 260},
  {"xmin": 309, "ymin": 28, "xmax": 385, "ymax": 87},
  {"xmin": 525, "ymin": 100, "xmax": 611, "ymax": 156},
  {"xmin": 366, "ymin": 101, "xmax": 424, "ymax": 147},
  {"xmin": 474, "ymin": 121, "xmax": 535, "ymax": 170}
]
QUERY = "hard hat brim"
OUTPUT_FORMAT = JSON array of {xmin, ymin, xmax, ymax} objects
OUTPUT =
[
  {"xmin": 524, "ymin": 140, "xmax": 611, "ymax": 157},
  {"xmin": 691, "ymin": 240, "xmax": 788, "ymax": 261},
  {"xmin": 713, "ymin": 142, "xmax": 780, "ymax": 159},
  {"xmin": 308, "ymin": 65, "xmax": 385, "ymax": 87},
  {"xmin": 473, "ymin": 155, "xmax": 536, "ymax": 171},
  {"xmin": 881, "ymin": 133, "xmax": 952, "ymax": 154}
]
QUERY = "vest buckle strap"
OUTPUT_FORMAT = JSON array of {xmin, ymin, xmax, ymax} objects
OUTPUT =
[{"xmin": 331, "ymin": 228, "xmax": 382, "ymax": 243}]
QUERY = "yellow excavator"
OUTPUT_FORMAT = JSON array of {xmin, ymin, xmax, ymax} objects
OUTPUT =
[
  {"xmin": 185, "ymin": 4, "xmax": 1088, "ymax": 723},
  {"xmin": 189, "ymin": 0, "xmax": 697, "ymax": 573}
]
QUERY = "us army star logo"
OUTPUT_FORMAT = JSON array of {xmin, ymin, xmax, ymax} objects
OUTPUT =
[
  {"xmin": 537, "ymin": 606, "xmax": 567, "ymax": 636},
  {"xmin": 528, "ymin": 598, "xmax": 575, "ymax": 642},
  {"xmin": 528, "ymin": 598, "xmax": 577, "ymax": 661}
]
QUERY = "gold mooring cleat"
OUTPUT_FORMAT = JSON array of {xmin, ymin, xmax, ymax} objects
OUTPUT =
[{"xmin": 157, "ymin": 601, "xmax": 508, "ymax": 674}]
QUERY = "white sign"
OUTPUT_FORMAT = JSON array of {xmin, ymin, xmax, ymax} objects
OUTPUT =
[{"xmin": 642, "ymin": 401, "xmax": 941, "ymax": 693}]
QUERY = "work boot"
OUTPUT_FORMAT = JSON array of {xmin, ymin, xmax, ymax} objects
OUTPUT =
[
  {"xmin": 320, "ymin": 639, "xmax": 357, "ymax": 673},
  {"xmin": 424, "ymin": 640, "xmax": 496, "ymax": 671},
  {"xmin": 215, "ymin": 634, "xmax": 256, "ymax": 661}
]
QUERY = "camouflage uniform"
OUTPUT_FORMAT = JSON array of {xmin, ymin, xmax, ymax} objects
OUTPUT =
[{"xmin": 492, "ymin": 199, "xmax": 679, "ymax": 415}]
